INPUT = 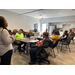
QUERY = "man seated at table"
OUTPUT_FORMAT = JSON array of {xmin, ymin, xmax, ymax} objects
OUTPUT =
[
  {"xmin": 51, "ymin": 31, "xmax": 60, "ymax": 44},
  {"xmin": 41, "ymin": 29, "xmax": 49, "ymax": 37},
  {"xmin": 32, "ymin": 29, "xmax": 39, "ymax": 36},
  {"xmin": 15, "ymin": 29, "xmax": 26, "ymax": 53},
  {"xmin": 29, "ymin": 33, "xmax": 50, "ymax": 65},
  {"xmin": 52, "ymin": 29, "xmax": 60, "ymax": 35},
  {"xmin": 26, "ymin": 30, "xmax": 34, "ymax": 38}
]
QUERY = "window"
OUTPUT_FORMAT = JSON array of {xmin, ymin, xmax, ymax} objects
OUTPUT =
[
  {"xmin": 34, "ymin": 23, "xmax": 38, "ymax": 30},
  {"xmin": 42, "ymin": 23, "xmax": 47, "ymax": 33}
]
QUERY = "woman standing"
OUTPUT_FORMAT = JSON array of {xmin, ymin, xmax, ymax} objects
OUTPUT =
[{"xmin": 0, "ymin": 16, "xmax": 15, "ymax": 65}]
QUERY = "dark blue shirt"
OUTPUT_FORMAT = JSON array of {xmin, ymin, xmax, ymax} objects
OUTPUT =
[
  {"xmin": 26, "ymin": 33, "xmax": 34, "ymax": 37},
  {"xmin": 63, "ymin": 33, "xmax": 69, "ymax": 40}
]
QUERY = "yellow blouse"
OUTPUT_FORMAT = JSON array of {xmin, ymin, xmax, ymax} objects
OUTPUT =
[{"xmin": 51, "ymin": 35, "xmax": 60, "ymax": 44}]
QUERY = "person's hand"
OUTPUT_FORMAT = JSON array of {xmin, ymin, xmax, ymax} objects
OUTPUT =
[
  {"xmin": 34, "ymin": 38, "xmax": 37, "ymax": 40},
  {"xmin": 37, "ymin": 45, "xmax": 40, "ymax": 47},
  {"xmin": 41, "ymin": 34, "xmax": 42, "ymax": 37},
  {"xmin": 17, "ymin": 40, "xmax": 20, "ymax": 43},
  {"xmin": 29, "ymin": 37, "xmax": 30, "ymax": 39}
]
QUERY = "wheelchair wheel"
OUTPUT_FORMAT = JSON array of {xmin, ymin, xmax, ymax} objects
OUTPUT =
[{"xmin": 48, "ymin": 62, "xmax": 50, "ymax": 64}]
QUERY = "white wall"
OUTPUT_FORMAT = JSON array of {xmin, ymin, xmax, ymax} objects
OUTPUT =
[
  {"xmin": 0, "ymin": 9, "xmax": 40, "ymax": 32},
  {"xmin": 40, "ymin": 16, "xmax": 75, "ymax": 23},
  {"xmin": 40, "ymin": 16, "xmax": 75, "ymax": 32}
]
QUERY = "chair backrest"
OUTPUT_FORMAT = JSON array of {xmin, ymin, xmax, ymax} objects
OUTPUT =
[
  {"xmin": 49, "ymin": 39, "xmax": 59, "ymax": 48},
  {"xmin": 66, "ymin": 37, "xmax": 71, "ymax": 44}
]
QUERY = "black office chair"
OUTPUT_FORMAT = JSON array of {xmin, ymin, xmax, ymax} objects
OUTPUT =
[
  {"xmin": 35, "ymin": 40, "xmax": 59, "ymax": 64},
  {"xmin": 49, "ymin": 39, "xmax": 60, "ymax": 58},
  {"xmin": 13, "ymin": 41, "xmax": 25, "ymax": 54},
  {"xmin": 71, "ymin": 37, "xmax": 74, "ymax": 44},
  {"xmin": 59, "ymin": 37, "xmax": 71, "ymax": 52},
  {"xmin": 36, "ymin": 48, "xmax": 50, "ymax": 65}
]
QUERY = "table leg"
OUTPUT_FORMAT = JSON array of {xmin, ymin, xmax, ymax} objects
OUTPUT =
[{"xmin": 26, "ymin": 43, "xmax": 28, "ymax": 55}]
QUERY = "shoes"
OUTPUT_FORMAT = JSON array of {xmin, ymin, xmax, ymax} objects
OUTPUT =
[
  {"xmin": 19, "ymin": 52, "xmax": 22, "ymax": 54},
  {"xmin": 19, "ymin": 48, "xmax": 25, "ymax": 54},
  {"xmin": 29, "ymin": 61, "xmax": 36, "ymax": 65}
]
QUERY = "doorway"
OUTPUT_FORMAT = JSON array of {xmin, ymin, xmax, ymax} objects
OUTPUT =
[
  {"xmin": 48, "ymin": 25, "xmax": 56, "ymax": 35},
  {"xmin": 41, "ymin": 23, "xmax": 47, "ymax": 33}
]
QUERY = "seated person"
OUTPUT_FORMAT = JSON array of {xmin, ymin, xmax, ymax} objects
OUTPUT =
[
  {"xmin": 69, "ymin": 29, "xmax": 75, "ymax": 40},
  {"xmin": 32, "ymin": 29, "xmax": 39, "ymax": 36},
  {"xmin": 12, "ymin": 29, "xmax": 18, "ymax": 45},
  {"xmin": 52, "ymin": 29, "xmax": 60, "ymax": 35},
  {"xmin": 13, "ymin": 29, "xmax": 18, "ymax": 35},
  {"xmin": 20, "ymin": 29, "xmax": 25, "ymax": 36},
  {"xmin": 29, "ymin": 33, "xmax": 50, "ymax": 65},
  {"xmin": 43, "ymin": 29, "xmax": 49, "ymax": 34},
  {"xmin": 51, "ymin": 31, "xmax": 60, "ymax": 44},
  {"xmin": 26, "ymin": 30, "xmax": 34, "ymax": 38},
  {"xmin": 56, "ymin": 30, "xmax": 60, "ymax": 35},
  {"xmin": 52, "ymin": 28, "xmax": 56, "ymax": 35},
  {"xmin": 41, "ymin": 29, "xmax": 49, "ymax": 36},
  {"xmin": 15, "ymin": 29, "xmax": 26, "ymax": 53},
  {"xmin": 60, "ymin": 30, "xmax": 69, "ymax": 41}
]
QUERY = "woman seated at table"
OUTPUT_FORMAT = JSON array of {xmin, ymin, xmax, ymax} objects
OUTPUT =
[
  {"xmin": 29, "ymin": 33, "xmax": 50, "ymax": 65},
  {"xmin": 60, "ymin": 30, "xmax": 69, "ymax": 41},
  {"xmin": 26, "ymin": 30, "xmax": 34, "ymax": 38},
  {"xmin": 51, "ymin": 31, "xmax": 60, "ymax": 44},
  {"xmin": 15, "ymin": 29, "xmax": 26, "ymax": 53},
  {"xmin": 32, "ymin": 29, "xmax": 39, "ymax": 36}
]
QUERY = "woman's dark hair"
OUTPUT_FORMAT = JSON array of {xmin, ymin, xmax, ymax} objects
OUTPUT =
[
  {"xmin": 46, "ymin": 29, "xmax": 47, "ymax": 31},
  {"xmin": 43, "ymin": 33, "xmax": 48, "ymax": 37},
  {"xmin": 20, "ymin": 29, "xmax": 23, "ymax": 32},
  {"xmin": 54, "ymin": 31, "xmax": 59, "ymax": 35},
  {"xmin": 34, "ymin": 29, "xmax": 37, "ymax": 31},
  {"xmin": 0, "ymin": 16, "xmax": 7, "ymax": 29},
  {"xmin": 65, "ymin": 30, "xmax": 68, "ymax": 34},
  {"xmin": 8, "ymin": 30, "xmax": 11, "ymax": 33}
]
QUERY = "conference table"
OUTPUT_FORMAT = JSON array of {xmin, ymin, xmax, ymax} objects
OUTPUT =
[{"xmin": 20, "ymin": 37, "xmax": 39, "ymax": 54}]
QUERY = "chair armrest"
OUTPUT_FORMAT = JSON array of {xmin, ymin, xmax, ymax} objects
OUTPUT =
[{"xmin": 36, "ymin": 48, "xmax": 44, "ymax": 56}]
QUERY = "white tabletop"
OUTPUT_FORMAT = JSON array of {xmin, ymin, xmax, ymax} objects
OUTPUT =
[
  {"xmin": 30, "ymin": 36, "xmax": 43, "ymax": 39},
  {"xmin": 20, "ymin": 38, "xmax": 39, "ymax": 43}
]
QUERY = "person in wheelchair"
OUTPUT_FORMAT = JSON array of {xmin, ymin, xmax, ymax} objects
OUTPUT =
[
  {"xmin": 29, "ymin": 33, "xmax": 51, "ymax": 65},
  {"xmin": 15, "ymin": 29, "xmax": 26, "ymax": 53}
]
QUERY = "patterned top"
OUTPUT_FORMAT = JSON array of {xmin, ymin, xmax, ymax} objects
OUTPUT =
[{"xmin": 36, "ymin": 38, "xmax": 45, "ymax": 46}]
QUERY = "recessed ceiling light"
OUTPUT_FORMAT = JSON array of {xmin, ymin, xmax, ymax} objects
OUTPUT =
[{"xmin": 59, "ymin": 13, "xmax": 60, "ymax": 14}]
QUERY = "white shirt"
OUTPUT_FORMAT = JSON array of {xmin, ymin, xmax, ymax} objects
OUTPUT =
[{"xmin": 0, "ymin": 28, "xmax": 15, "ymax": 56}]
